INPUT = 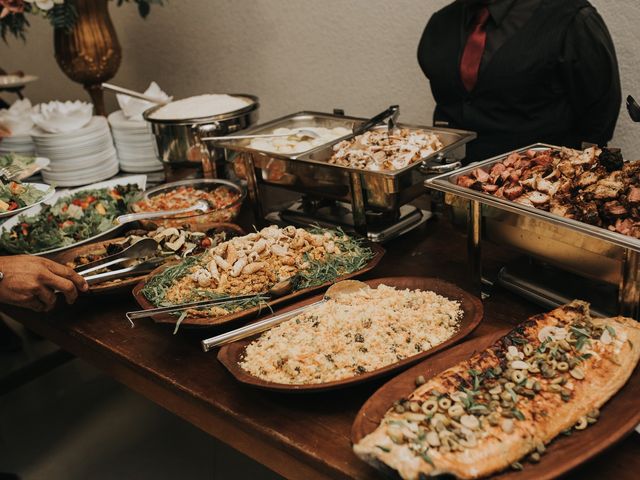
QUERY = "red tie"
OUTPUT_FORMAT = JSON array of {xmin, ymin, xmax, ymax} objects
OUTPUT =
[{"xmin": 460, "ymin": 6, "xmax": 491, "ymax": 92}]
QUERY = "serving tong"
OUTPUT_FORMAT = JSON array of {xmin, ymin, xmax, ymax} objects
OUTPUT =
[
  {"xmin": 82, "ymin": 257, "xmax": 165, "ymax": 286},
  {"xmin": 352, "ymin": 105, "xmax": 400, "ymax": 137},
  {"xmin": 75, "ymin": 238, "xmax": 159, "ymax": 275},
  {"xmin": 124, "ymin": 279, "xmax": 294, "ymax": 325},
  {"xmin": 627, "ymin": 95, "xmax": 640, "ymax": 122},
  {"xmin": 76, "ymin": 238, "xmax": 163, "ymax": 286}
]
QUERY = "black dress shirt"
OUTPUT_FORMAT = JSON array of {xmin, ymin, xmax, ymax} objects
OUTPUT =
[{"xmin": 418, "ymin": 0, "xmax": 622, "ymax": 163}]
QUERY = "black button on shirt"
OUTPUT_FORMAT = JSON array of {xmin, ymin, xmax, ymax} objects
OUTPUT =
[{"xmin": 418, "ymin": 0, "xmax": 622, "ymax": 163}]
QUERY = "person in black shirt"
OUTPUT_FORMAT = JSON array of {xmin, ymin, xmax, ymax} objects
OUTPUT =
[{"xmin": 417, "ymin": 0, "xmax": 622, "ymax": 163}]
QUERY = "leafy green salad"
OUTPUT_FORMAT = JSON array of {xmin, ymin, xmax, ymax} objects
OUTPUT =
[
  {"xmin": 0, "ymin": 152, "xmax": 36, "ymax": 170},
  {"xmin": 0, "ymin": 180, "xmax": 49, "ymax": 213},
  {"xmin": 0, "ymin": 184, "xmax": 142, "ymax": 254}
]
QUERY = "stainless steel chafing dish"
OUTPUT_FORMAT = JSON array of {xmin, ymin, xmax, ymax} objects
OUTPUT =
[
  {"xmin": 217, "ymin": 111, "xmax": 476, "ymax": 239},
  {"xmin": 426, "ymin": 143, "xmax": 640, "ymax": 319}
]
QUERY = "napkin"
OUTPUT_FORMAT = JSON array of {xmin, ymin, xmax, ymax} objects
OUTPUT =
[
  {"xmin": 0, "ymin": 98, "xmax": 35, "ymax": 136},
  {"xmin": 117, "ymin": 81, "xmax": 171, "ymax": 121},
  {"xmin": 31, "ymin": 100, "xmax": 93, "ymax": 133}
]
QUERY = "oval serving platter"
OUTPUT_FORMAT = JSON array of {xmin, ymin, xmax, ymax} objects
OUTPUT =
[
  {"xmin": 132, "ymin": 243, "xmax": 385, "ymax": 328},
  {"xmin": 216, "ymin": 276, "xmax": 483, "ymax": 392},
  {"xmin": 0, "ymin": 174, "xmax": 147, "ymax": 256},
  {"xmin": 351, "ymin": 331, "xmax": 640, "ymax": 480},
  {"xmin": 51, "ymin": 222, "xmax": 245, "ymax": 295},
  {"xmin": 0, "ymin": 182, "xmax": 55, "ymax": 219}
]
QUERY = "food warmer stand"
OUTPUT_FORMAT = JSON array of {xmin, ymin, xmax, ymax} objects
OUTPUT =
[
  {"xmin": 426, "ymin": 143, "xmax": 640, "ymax": 320},
  {"xmin": 217, "ymin": 110, "xmax": 476, "ymax": 242}
]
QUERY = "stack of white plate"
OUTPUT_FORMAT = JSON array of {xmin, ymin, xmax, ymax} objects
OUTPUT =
[
  {"xmin": 108, "ymin": 110, "xmax": 163, "ymax": 173},
  {"xmin": 31, "ymin": 116, "xmax": 119, "ymax": 187},
  {"xmin": 0, "ymin": 133, "xmax": 36, "ymax": 155}
]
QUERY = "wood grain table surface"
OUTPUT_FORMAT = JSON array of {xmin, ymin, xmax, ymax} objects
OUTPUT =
[{"xmin": 3, "ymin": 210, "xmax": 639, "ymax": 480}]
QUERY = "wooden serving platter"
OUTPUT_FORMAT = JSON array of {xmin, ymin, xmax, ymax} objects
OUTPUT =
[
  {"xmin": 51, "ymin": 222, "xmax": 245, "ymax": 295},
  {"xmin": 132, "ymin": 243, "xmax": 385, "ymax": 328},
  {"xmin": 351, "ymin": 331, "xmax": 640, "ymax": 480},
  {"xmin": 217, "ymin": 276, "xmax": 483, "ymax": 392}
]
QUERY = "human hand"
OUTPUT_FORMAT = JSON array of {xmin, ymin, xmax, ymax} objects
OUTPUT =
[
  {"xmin": 0, "ymin": 255, "xmax": 89, "ymax": 312},
  {"xmin": 0, "ymin": 124, "xmax": 11, "ymax": 138}
]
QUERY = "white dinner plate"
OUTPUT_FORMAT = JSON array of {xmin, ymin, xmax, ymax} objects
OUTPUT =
[{"xmin": 30, "ymin": 116, "xmax": 109, "ymax": 142}]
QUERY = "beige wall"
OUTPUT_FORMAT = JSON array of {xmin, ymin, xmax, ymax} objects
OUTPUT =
[{"xmin": 2, "ymin": 0, "xmax": 640, "ymax": 155}]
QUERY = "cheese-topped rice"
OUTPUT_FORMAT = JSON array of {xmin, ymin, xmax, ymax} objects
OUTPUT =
[{"xmin": 239, "ymin": 285, "xmax": 463, "ymax": 384}]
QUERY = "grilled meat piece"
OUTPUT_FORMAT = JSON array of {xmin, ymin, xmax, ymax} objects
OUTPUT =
[
  {"xmin": 602, "ymin": 200, "xmax": 628, "ymax": 220},
  {"xmin": 599, "ymin": 148, "xmax": 624, "ymax": 172},
  {"xmin": 503, "ymin": 152, "xmax": 520, "ymax": 167},
  {"xmin": 514, "ymin": 194, "xmax": 534, "ymax": 206},
  {"xmin": 557, "ymin": 160, "xmax": 576, "ymax": 178},
  {"xmin": 528, "ymin": 191, "xmax": 551, "ymax": 207},
  {"xmin": 550, "ymin": 201, "xmax": 576, "ymax": 219},
  {"xmin": 577, "ymin": 201, "xmax": 602, "ymax": 226},
  {"xmin": 481, "ymin": 184, "xmax": 499, "ymax": 193},
  {"xmin": 577, "ymin": 170, "xmax": 599, "ymax": 188},
  {"xmin": 503, "ymin": 184, "xmax": 524, "ymax": 200},
  {"xmin": 472, "ymin": 168, "xmax": 490, "ymax": 183},
  {"xmin": 628, "ymin": 187, "xmax": 640, "ymax": 205},
  {"xmin": 456, "ymin": 175, "xmax": 478, "ymax": 189}
]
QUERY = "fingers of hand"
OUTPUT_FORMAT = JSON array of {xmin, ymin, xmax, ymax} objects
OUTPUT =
[
  {"xmin": 20, "ymin": 299, "xmax": 46, "ymax": 312},
  {"xmin": 36, "ymin": 287, "xmax": 57, "ymax": 311},
  {"xmin": 41, "ymin": 272, "xmax": 78, "ymax": 304},
  {"xmin": 45, "ymin": 261, "xmax": 88, "ymax": 292}
]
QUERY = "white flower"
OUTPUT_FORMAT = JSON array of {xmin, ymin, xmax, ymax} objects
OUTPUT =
[{"xmin": 26, "ymin": 0, "xmax": 56, "ymax": 11}]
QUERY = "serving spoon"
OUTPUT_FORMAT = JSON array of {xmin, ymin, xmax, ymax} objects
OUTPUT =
[
  {"xmin": 114, "ymin": 200, "xmax": 210, "ymax": 226},
  {"xmin": 102, "ymin": 82, "xmax": 171, "ymax": 105},
  {"xmin": 200, "ymin": 280, "xmax": 369, "ymax": 351},
  {"xmin": 200, "ymin": 129, "xmax": 320, "ymax": 142}
]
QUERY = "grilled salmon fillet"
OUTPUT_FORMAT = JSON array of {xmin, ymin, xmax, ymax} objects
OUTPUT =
[{"xmin": 353, "ymin": 301, "xmax": 640, "ymax": 479}]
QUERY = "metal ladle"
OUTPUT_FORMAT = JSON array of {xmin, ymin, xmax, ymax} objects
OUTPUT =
[{"xmin": 200, "ymin": 280, "xmax": 369, "ymax": 351}]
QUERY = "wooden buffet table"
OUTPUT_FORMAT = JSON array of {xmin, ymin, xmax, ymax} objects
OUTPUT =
[{"xmin": 3, "ymin": 213, "xmax": 639, "ymax": 480}]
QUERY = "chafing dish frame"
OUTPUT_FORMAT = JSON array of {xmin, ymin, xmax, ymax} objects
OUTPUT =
[
  {"xmin": 217, "ymin": 112, "xmax": 476, "ymax": 235},
  {"xmin": 426, "ymin": 143, "xmax": 640, "ymax": 318}
]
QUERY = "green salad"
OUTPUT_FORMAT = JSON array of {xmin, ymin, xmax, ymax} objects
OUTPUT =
[
  {"xmin": 0, "ymin": 183, "xmax": 142, "ymax": 254},
  {"xmin": 0, "ymin": 180, "xmax": 48, "ymax": 213},
  {"xmin": 0, "ymin": 152, "xmax": 36, "ymax": 169}
]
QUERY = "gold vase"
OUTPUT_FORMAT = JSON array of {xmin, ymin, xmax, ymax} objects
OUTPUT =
[{"xmin": 54, "ymin": 0, "xmax": 122, "ymax": 116}]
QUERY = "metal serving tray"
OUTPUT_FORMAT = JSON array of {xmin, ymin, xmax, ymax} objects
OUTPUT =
[
  {"xmin": 425, "ymin": 143, "xmax": 640, "ymax": 318},
  {"xmin": 295, "ymin": 123, "xmax": 475, "ymax": 211},
  {"xmin": 216, "ymin": 111, "xmax": 366, "ymax": 159},
  {"xmin": 217, "ymin": 112, "xmax": 475, "ymax": 234},
  {"xmin": 427, "ymin": 143, "xmax": 640, "ymax": 253},
  {"xmin": 219, "ymin": 112, "xmax": 475, "ymax": 224}
]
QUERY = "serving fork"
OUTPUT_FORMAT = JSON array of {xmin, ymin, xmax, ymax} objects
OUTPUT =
[{"xmin": 0, "ymin": 164, "xmax": 24, "ymax": 182}]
